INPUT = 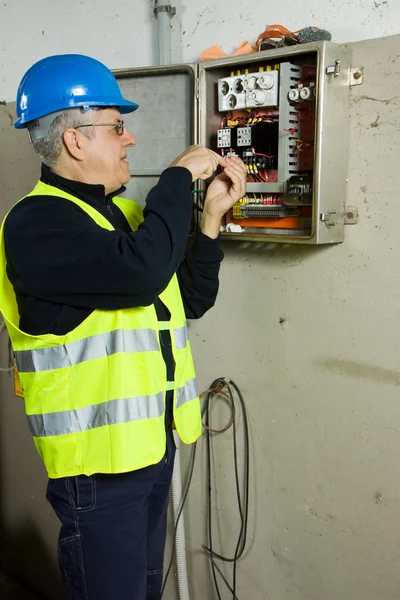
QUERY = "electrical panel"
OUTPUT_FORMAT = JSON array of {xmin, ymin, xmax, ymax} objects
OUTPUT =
[
  {"xmin": 116, "ymin": 42, "xmax": 351, "ymax": 244},
  {"xmin": 214, "ymin": 62, "xmax": 316, "ymax": 237}
]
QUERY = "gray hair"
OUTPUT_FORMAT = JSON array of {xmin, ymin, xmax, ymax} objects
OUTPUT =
[{"xmin": 28, "ymin": 108, "xmax": 101, "ymax": 168}]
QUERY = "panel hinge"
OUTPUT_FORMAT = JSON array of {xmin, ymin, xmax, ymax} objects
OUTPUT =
[
  {"xmin": 326, "ymin": 59, "xmax": 341, "ymax": 78},
  {"xmin": 320, "ymin": 207, "xmax": 358, "ymax": 226},
  {"xmin": 195, "ymin": 79, "xmax": 199, "ymax": 100}
]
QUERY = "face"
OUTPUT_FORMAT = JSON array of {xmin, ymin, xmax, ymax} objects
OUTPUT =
[{"xmin": 78, "ymin": 108, "xmax": 136, "ymax": 195}]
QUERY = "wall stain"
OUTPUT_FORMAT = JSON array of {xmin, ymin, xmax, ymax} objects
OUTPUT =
[
  {"xmin": 315, "ymin": 357, "xmax": 400, "ymax": 386},
  {"xmin": 373, "ymin": 0, "xmax": 389, "ymax": 7},
  {"xmin": 370, "ymin": 114, "xmax": 380, "ymax": 128},
  {"xmin": 308, "ymin": 507, "xmax": 327, "ymax": 521},
  {"xmin": 0, "ymin": 101, "xmax": 13, "ymax": 126},
  {"xmin": 353, "ymin": 95, "xmax": 399, "ymax": 106}
]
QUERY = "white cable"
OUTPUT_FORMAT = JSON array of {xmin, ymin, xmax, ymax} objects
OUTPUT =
[{"xmin": 171, "ymin": 430, "xmax": 190, "ymax": 600}]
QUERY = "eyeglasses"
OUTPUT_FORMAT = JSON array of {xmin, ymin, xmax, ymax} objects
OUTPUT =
[{"xmin": 75, "ymin": 120, "xmax": 125, "ymax": 136}]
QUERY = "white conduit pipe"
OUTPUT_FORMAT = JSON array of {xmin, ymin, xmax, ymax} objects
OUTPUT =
[{"xmin": 171, "ymin": 430, "xmax": 190, "ymax": 600}]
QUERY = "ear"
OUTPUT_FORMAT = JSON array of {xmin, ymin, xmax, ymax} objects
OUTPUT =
[{"xmin": 63, "ymin": 128, "xmax": 87, "ymax": 161}]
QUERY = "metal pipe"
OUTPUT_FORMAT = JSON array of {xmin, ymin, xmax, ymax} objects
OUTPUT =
[{"xmin": 154, "ymin": 3, "xmax": 176, "ymax": 66}]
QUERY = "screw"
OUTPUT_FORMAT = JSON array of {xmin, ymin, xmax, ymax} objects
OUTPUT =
[
  {"xmin": 353, "ymin": 71, "xmax": 361, "ymax": 80},
  {"xmin": 346, "ymin": 212, "xmax": 354, "ymax": 219}
]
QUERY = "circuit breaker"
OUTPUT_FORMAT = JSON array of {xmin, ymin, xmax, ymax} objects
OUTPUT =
[{"xmin": 115, "ymin": 41, "xmax": 352, "ymax": 244}]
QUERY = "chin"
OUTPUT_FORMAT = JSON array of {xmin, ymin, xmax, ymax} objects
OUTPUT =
[{"xmin": 121, "ymin": 166, "xmax": 131, "ymax": 186}]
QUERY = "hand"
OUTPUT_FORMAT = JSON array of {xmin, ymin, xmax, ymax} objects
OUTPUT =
[
  {"xmin": 201, "ymin": 156, "xmax": 247, "ymax": 239},
  {"xmin": 169, "ymin": 144, "xmax": 228, "ymax": 182}
]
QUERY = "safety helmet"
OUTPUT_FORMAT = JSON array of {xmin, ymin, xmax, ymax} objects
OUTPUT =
[{"xmin": 14, "ymin": 54, "xmax": 138, "ymax": 131}]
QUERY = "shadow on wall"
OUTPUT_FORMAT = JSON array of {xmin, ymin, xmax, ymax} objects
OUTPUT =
[
  {"xmin": 315, "ymin": 356, "xmax": 400, "ymax": 386},
  {"xmin": 0, "ymin": 102, "xmax": 64, "ymax": 599},
  {"xmin": 0, "ymin": 523, "xmax": 63, "ymax": 600},
  {"xmin": 221, "ymin": 237, "xmax": 333, "ymax": 268},
  {"xmin": 0, "ymin": 343, "xmax": 64, "ymax": 600}
]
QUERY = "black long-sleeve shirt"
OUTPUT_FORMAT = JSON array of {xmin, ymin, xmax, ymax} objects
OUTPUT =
[
  {"xmin": 4, "ymin": 164, "xmax": 224, "ymax": 338},
  {"xmin": 4, "ymin": 163, "xmax": 224, "ymax": 434}
]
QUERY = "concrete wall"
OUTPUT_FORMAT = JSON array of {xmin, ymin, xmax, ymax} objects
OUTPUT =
[{"xmin": 1, "ymin": 2, "xmax": 400, "ymax": 599}]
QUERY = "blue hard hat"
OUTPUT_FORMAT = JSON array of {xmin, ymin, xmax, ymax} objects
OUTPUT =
[{"xmin": 15, "ymin": 54, "xmax": 138, "ymax": 129}]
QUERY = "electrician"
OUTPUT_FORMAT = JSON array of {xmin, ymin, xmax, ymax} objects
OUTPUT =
[{"xmin": 0, "ymin": 54, "xmax": 246, "ymax": 600}]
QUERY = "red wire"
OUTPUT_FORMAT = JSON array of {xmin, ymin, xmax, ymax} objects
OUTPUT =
[
  {"xmin": 258, "ymin": 170, "xmax": 269, "ymax": 182},
  {"xmin": 252, "ymin": 150, "xmax": 276, "ymax": 159}
]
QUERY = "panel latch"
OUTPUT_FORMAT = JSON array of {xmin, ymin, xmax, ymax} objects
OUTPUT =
[
  {"xmin": 326, "ymin": 60, "xmax": 341, "ymax": 78},
  {"xmin": 320, "ymin": 208, "xmax": 358, "ymax": 226}
]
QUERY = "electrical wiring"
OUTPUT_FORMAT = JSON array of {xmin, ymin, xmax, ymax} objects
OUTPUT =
[
  {"xmin": 161, "ymin": 378, "xmax": 249, "ymax": 600},
  {"xmin": 257, "ymin": 170, "xmax": 269, "ymax": 182},
  {"xmin": 251, "ymin": 150, "xmax": 276, "ymax": 159},
  {"xmin": 202, "ymin": 378, "xmax": 250, "ymax": 600}
]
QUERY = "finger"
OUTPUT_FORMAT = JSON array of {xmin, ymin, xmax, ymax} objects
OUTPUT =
[
  {"xmin": 209, "ymin": 150, "xmax": 229, "ymax": 168},
  {"xmin": 226, "ymin": 156, "xmax": 247, "ymax": 176},
  {"xmin": 224, "ymin": 165, "xmax": 243, "ymax": 190},
  {"xmin": 224, "ymin": 160, "xmax": 248, "ymax": 186},
  {"xmin": 224, "ymin": 165, "xmax": 246, "ymax": 197},
  {"xmin": 198, "ymin": 166, "xmax": 216, "ymax": 180},
  {"xmin": 213, "ymin": 171, "xmax": 230, "ymax": 182}
]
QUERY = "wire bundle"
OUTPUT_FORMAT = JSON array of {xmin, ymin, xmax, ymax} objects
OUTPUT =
[{"xmin": 162, "ymin": 377, "xmax": 250, "ymax": 600}]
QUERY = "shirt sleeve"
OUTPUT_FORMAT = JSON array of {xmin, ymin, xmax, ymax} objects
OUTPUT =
[
  {"xmin": 4, "ymin": 167, "xmax": 195, "ymax": 310},
  {"xmin": 177, "ymin": 230, "xmax": 224, "ymax": 319}
]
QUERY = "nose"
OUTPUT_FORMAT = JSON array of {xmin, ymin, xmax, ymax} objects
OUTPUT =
[{"xmin": 124, "ymin": 128, "xmax": 136, "ymax": 147}]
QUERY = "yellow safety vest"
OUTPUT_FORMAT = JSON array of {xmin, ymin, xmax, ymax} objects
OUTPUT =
[{"xmin": 0, "ymin": 181, "xmax": 202, "ymax": 478}]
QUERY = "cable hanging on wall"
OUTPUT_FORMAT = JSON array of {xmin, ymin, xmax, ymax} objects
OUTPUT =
[
  {"xmin": 202, "ymin": 377, "xmax": 250, "ymax": 600},
  {"xmin": 161, "ymin": 377, "xmax": 250, "ymax": 600}
]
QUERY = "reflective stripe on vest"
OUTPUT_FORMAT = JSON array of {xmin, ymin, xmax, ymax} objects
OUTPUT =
[
  {"xmin": 27, "ymin": 391, "xmax": 165, "ymax": 437},
  {"xmin": 15, "ymin": 324, "xmax": 190, "ymax": 373},
  {"xmin": 176, "ymin": 377, "xmax": 198, "ymax": 409},
  {"xmin": 173, "ymin": 323, "xmax": 189, "ymax": 351},
  {"xmin": 15, "ymin": 328, "xmax": 159, "ymax": 373},
  {"xmin": 157, "ymin": 321, "xmax": 188, "ymax": 350},
  {"xmin": 27, "ymin": 377, "xmax": 198, "ymax": 438}
]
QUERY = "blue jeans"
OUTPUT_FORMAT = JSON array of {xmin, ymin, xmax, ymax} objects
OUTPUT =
[{"xmin": 46, "ymin": 434, "xmax": 176, "ymax": 600}]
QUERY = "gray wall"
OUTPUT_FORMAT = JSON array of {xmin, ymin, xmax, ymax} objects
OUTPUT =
[{"xmin": 1, "ymin": 3, "xmax": 400, "ymax": 599}]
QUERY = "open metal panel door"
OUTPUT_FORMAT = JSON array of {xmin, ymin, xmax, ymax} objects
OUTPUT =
[{"xmin": 113, "ymin": 64, "xmax": 198, "ymax": 207}]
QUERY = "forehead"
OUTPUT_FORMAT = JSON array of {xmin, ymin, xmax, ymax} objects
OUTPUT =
[{"xmin": 96, "ymin": 107, "xmax": 122, "ymax": 122}]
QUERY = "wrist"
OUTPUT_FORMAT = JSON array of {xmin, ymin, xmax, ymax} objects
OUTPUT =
[
  {"xmin": 201, "ymin": 208, "xmax": 222, "ymax": 239},
  {"xmin": 170, "ymin": 162, "xmax": 195, "ymax": 181}
]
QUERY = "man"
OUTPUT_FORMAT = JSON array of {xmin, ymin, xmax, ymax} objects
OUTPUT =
[{"xmin": 0, "ymin": 54, "xmax": 246, "ymax": 599}]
